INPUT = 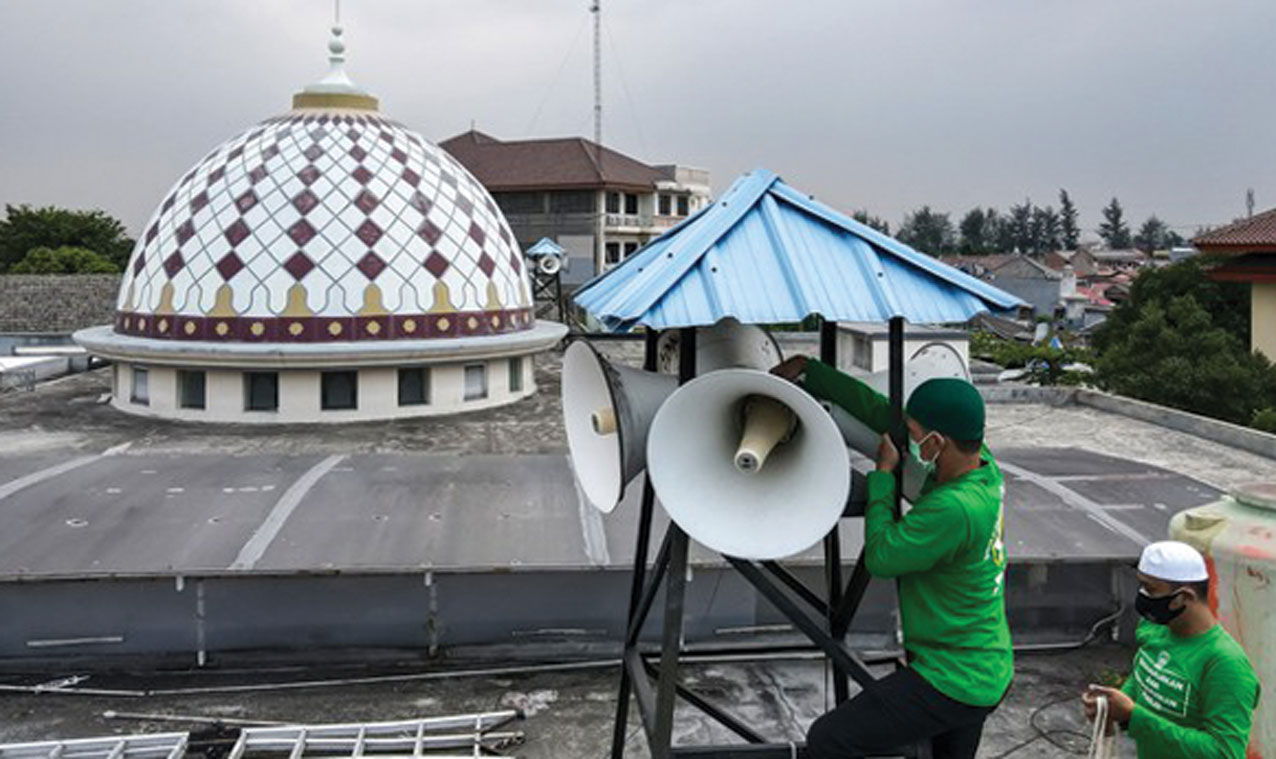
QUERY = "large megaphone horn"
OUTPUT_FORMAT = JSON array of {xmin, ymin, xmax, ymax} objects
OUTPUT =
[
  {"xmin": 646, "ymin": 369, "xmax": 851, "ymax": 560},
  {"xmin": 562, "ymin": 340, "xmax": 678, "ymax": 513}
]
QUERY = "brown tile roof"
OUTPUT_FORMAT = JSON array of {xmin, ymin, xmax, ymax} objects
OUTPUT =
[
  {"xmin": 439, "ymin": 130, "xmax": 664, "ymax": 192},
  {"xmin": 1193, "ymin": 207, "xmax": 1276, "ymax": 251}
]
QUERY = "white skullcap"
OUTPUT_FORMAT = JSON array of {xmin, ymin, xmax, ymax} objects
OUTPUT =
[{"xmin": 1138, "ymin": 541, "xmax": 1209, "ymax": 583}]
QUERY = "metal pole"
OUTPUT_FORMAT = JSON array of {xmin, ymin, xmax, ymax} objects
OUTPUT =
[
  {"xmin": 887, "ymin": 317, "xmax": 905, "ymax": 517},
  {"xmin": 818, "ymin": 318, "xmax": 849, "ymax": 704},
  {"xmin": 611, "ymin": 330, "xmax": 662, "ymax": 759}
]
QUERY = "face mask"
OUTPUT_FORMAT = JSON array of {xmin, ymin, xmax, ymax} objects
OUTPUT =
[
  {"xmin": 908, "ymin": 432, "xmax": 941, "ymax": 473},
  {"xmin": 1135, "ymin": 587, "xmax": 1186, "ymax": 625}
]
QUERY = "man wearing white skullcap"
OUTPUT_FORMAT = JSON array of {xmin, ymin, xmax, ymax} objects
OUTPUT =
[{"xmin": 1082, "ymin": 540, "xmax": 1260, "ymax": 758}]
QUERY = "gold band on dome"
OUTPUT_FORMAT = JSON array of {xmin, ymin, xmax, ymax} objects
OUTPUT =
[{"xmin": 292, "ymin": 92, "xmax": 380, "ymax": 111}]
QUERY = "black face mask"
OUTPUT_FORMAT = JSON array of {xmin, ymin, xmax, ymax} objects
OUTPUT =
[{"xmin": 1136, "ymin": 588, "xmax": 1186, "ymax": 625}]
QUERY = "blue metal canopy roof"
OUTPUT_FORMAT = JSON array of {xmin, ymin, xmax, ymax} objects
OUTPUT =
[
  {"xmin": 526, "ymin": 237, "xmax": 566, "ymax": 256},
  {"xmin": 574, "ymin": 169, "xmax": 1025, "ymax": 331}
]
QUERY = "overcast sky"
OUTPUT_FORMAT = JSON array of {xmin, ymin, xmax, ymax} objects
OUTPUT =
[{"xmin": 3, "ymin": 0, "xmax": 1275, "ymax": 240}]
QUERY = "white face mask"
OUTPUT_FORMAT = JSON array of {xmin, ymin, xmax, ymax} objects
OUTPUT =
[{"xmin": 908, "ymin": 431, "xmax": 942, "ymax": 473}]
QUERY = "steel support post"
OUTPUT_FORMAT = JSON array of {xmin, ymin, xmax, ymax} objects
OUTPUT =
[{"xmin": 818, "ymin": 319, "xmax": 849, "ymax": 704}]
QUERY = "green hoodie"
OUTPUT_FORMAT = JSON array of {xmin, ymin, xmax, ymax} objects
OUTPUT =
[
  {"xmin": 802, "ymin": 359, "xmax": 1013, "ymax": 707},
  {"xmin": 1121, "ymin": 620, "xmax": 1260, "ymax": 759}
]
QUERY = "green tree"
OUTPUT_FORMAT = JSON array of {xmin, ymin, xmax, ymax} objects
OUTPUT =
[
  {"xmin": 958, "ymin": 207, "xmax": 997, "ymax": 254},
  {"xmin": 1093, "ymin": 295, "xmax": 1276, "ymax": 425},
  {"xmin": 1133, "ymin": 215, "xmax": 1170, "ymax": 252},
  {"xmin": 990, "ymin": 209, "xmax": 1015, "ymax": 253},
  {"xmin": 1098, "ymin": 197, "xmax": 1131, "ymax": 249},
  {"xmin": 1030, "ymin": 206, "xmax": 1061, "ymax": 253},
  {"xmin": 1059, "ymin": 189, "xmax": 1080, "ymax": 250},
  {"xmin": 0, "ymin": 204, "xmax": 134, "ymax": 273},
  {"xmin": 1092, "ymin": 257, "xmax": 1251, "ymax": 352},
  {"xmin": 852, "ymin": 210, "xmax": 890, "ymax": 235},
  {"xmin": 1007, "ymin": 202, "xmax": 1033, "ymax": 253},
  {"xmin": 896, "ymin": 206, "xmax": 955, "ymax": 255},
  {"xmin": 10, "ymin": 246, "xmax": 120, "ymax": 274}
]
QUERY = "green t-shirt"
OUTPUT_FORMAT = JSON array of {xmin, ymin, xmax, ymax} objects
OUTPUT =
[
  {"xmin": 1121, "ymin": 620, "xmax": 1260, "ymax": 759},
  {"xmin": 802, "ymin": 359, "xmax": 1013, "ymax": 707}
]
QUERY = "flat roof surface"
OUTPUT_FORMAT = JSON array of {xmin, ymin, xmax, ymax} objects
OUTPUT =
[{"xmin": 0, "ymin": 340, "xmax": 1268, "ymax": 579}]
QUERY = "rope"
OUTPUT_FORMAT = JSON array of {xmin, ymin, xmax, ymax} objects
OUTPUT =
[{"xmin": 1088, "ymin": 695, "xmax": 1118, "ymax": 759}]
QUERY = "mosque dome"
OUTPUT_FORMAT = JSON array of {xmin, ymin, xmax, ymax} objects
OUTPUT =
[
  {"xmin": 116, "ymin": 104, "xmax": 531, "ymax": 344},
  {"xmin": 76, "ymin": 22, "xmax": 565, "ymax": 423}
]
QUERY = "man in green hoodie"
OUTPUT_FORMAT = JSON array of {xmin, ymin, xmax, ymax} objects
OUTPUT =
[
  {"xmin": 1082, "ymin": 540, "xmax": 1259, "ymax": 759},
  {"xmin": 773, "ymin": 356, "xmax": 1012, "ymax": 759}
]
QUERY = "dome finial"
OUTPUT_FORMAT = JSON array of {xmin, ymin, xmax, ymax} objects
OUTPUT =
[{"xmin": 293, "ymin": 0, "xmax": 379, "ymax": 111}]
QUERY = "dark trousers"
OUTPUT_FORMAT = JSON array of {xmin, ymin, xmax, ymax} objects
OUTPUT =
[{"xmin": 805, "ymin": 667, "xmax": 998, "ymax": 759}]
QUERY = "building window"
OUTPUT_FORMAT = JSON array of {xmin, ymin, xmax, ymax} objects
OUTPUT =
[
  {"xmin": 659, "ymin": 194, "xmax": 672, "ymax": 215},
  {"xmin": 178, "ymin": 370, "xmax": 206, "ymax": 410},
  {"xmin": 321, "ymin": 370, "xmax": 358, "ymax": 411},
  {"xmin": 111, "ymin": 364, "xmax": 119, "ymax": 397},
  {"xmin": 624, "ymin": 242, "xmax": 639, "ymax": 258},
  {"xmin": 677, "ymin": 195, "xmax": 690, "ymax": 216},
  {"xmin": 244, "ymin": 372, "xmax": 278, "ymax": 412},
  {"xmin": 398, "ymin": 367, "xmax": 430, "ymax": 406},
  {"xmin": 509, "ymin": 357, "xmax": 524, "ymax": 393},
  {"xmin": 605, "ymin": 242, "xmax": 621, "ymax": 264},
  {"xmin": 624, "ymin": 193, "xmax": 638, "ymax": 215},
  {"xmin": 606, "ymin": 193, "xmax": 620, "ymax": 214},
  {"xmin": 549, "ymin": 191, "xmax": 595, "ymax": 213},
  {"xmin": 464, "ymin": 364, "xmax": 488, "ymax": 401},
  {"xmin": 130, "ymin": 367, "xmax": 149, "ymax": 406},
  {"xmin": 493, "ymin": 191, "xmax": 544, "ymax": 215}
]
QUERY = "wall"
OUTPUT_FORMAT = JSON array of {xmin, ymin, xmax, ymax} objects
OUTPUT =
[
  {"xmin": 0, "ymin": 275, "xmax": 119, "ymax": 333},
  {"xmin": 1253, "ymin": 282, "xmax": 1276, "ymax": 360}
]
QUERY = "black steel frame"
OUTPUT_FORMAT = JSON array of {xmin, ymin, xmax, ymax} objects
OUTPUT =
[
  {"xmin": 530, "ymin": 268, "xmax": 565, "ymax": 322},
  {"xmin": 609, "ymin": 318, "xmax": 925, "ymax": 759}
]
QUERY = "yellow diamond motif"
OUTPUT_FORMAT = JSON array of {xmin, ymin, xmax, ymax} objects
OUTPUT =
[
  {"xmin": 215, "ymin": 322, "xmax": 229, "ymax": 336},
  {"xmin": 403, "ymin": 319, "xmax": 417, "ymax": 333},
  {"xmin": 251, "ymin": 322, "xmax": 265, "ymax": 336},
  {"xmin": 328, "ymin": 321, "xmax": 343, "ymax": 336},
  {"xmin": 158, "ymin": 319, "xmax": 168, "ymax": 333},
  {"xmin": 437, "ymin": 318, "xmax": 450, "ymax": 331},
  {"xmin": 367, "ymin": 321, "xmax": 381, "ymax": 335},
  {"xmin": 184, "ymin": 321, "xmax": 197, "ymax": 335},
  {"xmin": 138, "ymin": 318, "xmax": 147, "ymax": 330},
  {"xmin": 289, "ymin": 322, "xmax": 304, "ymax": 336},
  {"xmin": 467, "ymin": 317, "xmax": 478, "ymax": 330}
]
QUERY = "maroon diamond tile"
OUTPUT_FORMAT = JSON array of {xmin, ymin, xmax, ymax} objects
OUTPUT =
[
  {"xmin": 355, "ymin": 219, "xmax": 383, "ymax": 247},
  {"xmin": 216, "ymin": 251, "xmax": 244, "ymax": 280},
  {"xmin": 284, "ymin": 251, "xmax": 315, "ymax": 280},
  {"xmin": 298, "ymin": 165, "xmax": 320, "ymax": 186},
  {"xmin": 390, "ymin": 147, "xmax": 407, "ymax": 164},
  {"xmin": 207, "ymin": 165, "xmax": 225, "ymax": 185},
  {"xmin": 247, "ymin": 128, "xmax": 264, "ymax": 141},
  {"xmin": 224, "ymin": 218, "xmax": 250, "ymax": 247},
  {"xmin": 406, "ymin": 133, "xmax": 421, "ymax": 146},
  {"xmin": 163, "ymin": 250, "xmax": 185, "ymax": 277},
  {"xmin": 189, "ymin": 191, "xmax": 209, "ymax": 214},
  {"xmin": 262, "ymin": 144, "xmax": 280, "ymax": 160},
  {"xmin": 228, "ymin": 145, "xmax": 244, "ymax": 160},
  {"xmin": 357, "ymin": 251, "xmax": 386, "ymax": 280},
  {"xmin": 498, "ymin": 225, "xmax": 510, "ymax": 244},
  {"xmin": 180, "ymin": 169, "xmax": 196, "ymax": 187},
  {"xmin": 440, "ymin": 172, "xmax": 457, "ymax": 188},
  {"xmin": 409, "ymin": 191, "xmax": 431, "ymax": 215},
  {"xmin": 423, "ymin": 251, "xmax": 449, "ymax": 277},
  {"xmin": 354, "ymin": 189, "xmax": 379, "ymax": 213},
  {"xmin": 248, "ymin": 164, "xmax": 268, "ymax": 184},
  {"xmin": 509, "ymin": 252, "xmax": 522, "ymax": 273},
  {"xmin": 310, "ymin": 128, "xmax": 326, "ymax": 141},
  {"xmin": 468, "ymin": 222, "xmax": 486, "ymax": 247},
  {"xmin": 417, "ymin": 219, "xmax": 442, "ymax": 245},
  {"xmin": 161, "ymin": 193, "xmax": 176, "ymax": 213},
  {"xmin": 235, "ymin": 190, "xmax": 258, "ymax": 213},
  {"xmin": 347, "ymin": 128, "xmax": 360, "ymax": 141},
  {"xmin": 379, "ymin": 130, "xmax": 393, "ymax": 143},
  {"xmin": 145, "ymin": 222, "xmax": 159, "ymax": 243},
  {"xmin": 303, "ymin": 144, "xmax": 323, "ymax": 161},
  {"xmin": 133, "ymin": 252, "xmax": 147, "ymax": 275},
  {"xmin": 288, "ymin": 219, "xmax": 316, "ymax": 246},
  {"xmin": 352, "ymin": 165, "xmax": 373, "ymax": 185},
  {"xmin": 291, "ymin": 189, "xmax": 319, "ymax": 215},
  {"xmin": 348, "ymin": 144, "xmax": 367, "ymax": 162},
  {"xmin": 401, "ymin": 167, "xmax": 421, "ymax": 187},
  {"xmin": 455, "ymin": 195, "xmax": 473, "ymax": 217},
  {"xmin": 477, "ymin": 252, "xmax": 495, "ymax": 278},
  {"xmin": 485, "ymin": 197, "xmax": 496, "ymax": 214},
  {"xmin": 175, "ymin": 219, "xmax": 195, "ymax": 245}
]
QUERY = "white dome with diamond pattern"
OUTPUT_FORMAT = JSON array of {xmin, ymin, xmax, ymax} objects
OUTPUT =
[{"xmin": 114, "ymin": 103, "xmax": 533, "ymax": 344}]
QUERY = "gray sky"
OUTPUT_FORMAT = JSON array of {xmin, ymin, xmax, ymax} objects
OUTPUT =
[{"xmin": 3, "ymin": 0, "xmax": 1275, "ymax": 240}]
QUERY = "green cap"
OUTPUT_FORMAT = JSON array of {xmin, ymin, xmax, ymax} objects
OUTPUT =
[{"xmin": 905, "ymin": 378, "xmax": 985, "ymax": 441}]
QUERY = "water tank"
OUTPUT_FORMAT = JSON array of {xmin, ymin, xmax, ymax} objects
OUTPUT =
[{"xmin": 1170, "ymin": 482, "xmax": 1275, "ymax": 756}]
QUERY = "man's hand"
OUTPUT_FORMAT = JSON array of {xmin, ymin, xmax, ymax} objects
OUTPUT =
[
  {"xmin": 771, "ymin": 355, "xmax": 809, "ymax": 383},
  {"xmin": 1083, "ymin": 684, "xmax": 1134, "ymax": 732},
  {"xmin": 876, "ymin": 433, "xmax": 900, "ymax": 473}
]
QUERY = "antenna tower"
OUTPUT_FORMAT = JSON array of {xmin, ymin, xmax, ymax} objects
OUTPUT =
[{"xmin": 591, "ymin": 0, "xmax": 601, "ymax": 148}]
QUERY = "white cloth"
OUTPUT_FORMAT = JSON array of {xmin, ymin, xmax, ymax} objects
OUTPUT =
[{"xmin": 1138, "ymin": 540, "xmax": 1209, "ymax": 583}]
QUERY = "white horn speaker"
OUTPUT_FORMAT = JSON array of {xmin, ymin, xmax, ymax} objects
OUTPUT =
[
  {"xmin": 656, "ymin": 317, "xmax": 783, "ymax": 375},
  {"xmin": 646, "ymin": 369, "xmax": 851, "ymax": 560},
  {"xmin": 828, "ymin": 341, "xmax": 972, "ymax": 458},
  {"xmin": 562, "ymin": 340, "xmax": 678, "ymax": 513},
  {"xmin": 537, "ymin": 254, "xmax": 563, "ymax": 275}
]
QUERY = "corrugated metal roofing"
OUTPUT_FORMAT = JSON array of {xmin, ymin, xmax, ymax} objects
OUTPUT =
[
  {"xmin": 527, "ymin": 237, "xmax": 566, "ymax": 256},
  {"xmin": 574, "ymin": 169, "xmax": 1026, "ymax": 331}
]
